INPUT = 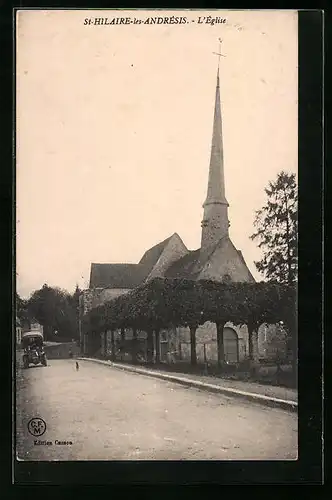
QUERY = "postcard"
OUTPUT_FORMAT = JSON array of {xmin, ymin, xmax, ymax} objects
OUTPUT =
[{"xmin": 15, "ymin": 9, "xmax": 298, "ymax": 465}]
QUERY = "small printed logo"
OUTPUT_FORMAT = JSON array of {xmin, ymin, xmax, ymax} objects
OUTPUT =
[{"xmin": 27, "ymin": 418, "xmax": 46, "ymax": 437}]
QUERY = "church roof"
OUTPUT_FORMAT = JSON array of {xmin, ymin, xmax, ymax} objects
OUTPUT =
[
  {"xmin": 236, "ymin": 250, "xmax": 256, "ymax": 282},
  {"xmin": 164, "ymin": 237, "xmax": 226, "ymax": 280},
  {"xmin": 138, "ymin": 235, "xmax": 173, "ymax": 272},
  {"xmin": 166, "ymin": 237, "xmax": 228, "ymax": 279},
  {"xmin": 164, "ymin": 249, "xmax": 201, "ymax": 279},
  {"xmin": 89, "ymin": 235, "xmax": 175, "ymax": 289},
  {"xmin": 165, "ymin": 236, "xmax": 255, "ymax": 283},
  {"xmin": 89, "ymin": 263, "xmax": 148, "ymax": 289}
]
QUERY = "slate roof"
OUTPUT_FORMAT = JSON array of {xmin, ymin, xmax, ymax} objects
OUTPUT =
[
  {"xmin": 89, "ymin": 235, "xmax": 174, "ymax": 289},
  {"xmin": 89, "ymin": 263, "xmax": 149, "ymax": 289},
  {"xmin": 164, "ymin": 248, "xmax": 201, "ymax": 279},
  {"xmin": 165, "ymin": 237, "xmax": 229, "ymax": 280},
  {"xmin": 165, "ymin": 237, "xmax": 255, "ymax": 282},
  {"xmin": 138, "ymin": 235, "xmax": 173, "ymax": 272},
  {"xmin": 236, "ymin": 250, "xmax": 256, "ymax": 282},
  {"xmin": 89, "ymin": 235, "xmax": 254, "ymax": 289}
]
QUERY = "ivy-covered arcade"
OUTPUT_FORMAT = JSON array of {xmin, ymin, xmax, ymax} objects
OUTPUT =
[{"xmin": 82, "ymin": 278, "xmax": 296, "ymax": 373}]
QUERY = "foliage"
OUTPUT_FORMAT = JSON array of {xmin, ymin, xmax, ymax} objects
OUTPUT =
[
  {"xmin": 16, "ymin": 293, "xmax": 30, "ymax": 325},
  {"xmin": 262, "ymin": 323, "xmax": 288, "ymax": 365},
  {"xmin": 27, "ymin": 284, "xmax": 80, "ymax": 341},
  {"xmin": 83, "ymin": 278, "xmax": 296, "ymax": 338},
  {"xmin": 250, "ymin": 171, "xmax": 298, "ymax": 285}
]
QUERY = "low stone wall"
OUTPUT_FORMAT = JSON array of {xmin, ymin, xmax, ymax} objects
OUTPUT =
[{"xmin": 44, "ymin": 342, "xmax": 81, "ymax": 359}]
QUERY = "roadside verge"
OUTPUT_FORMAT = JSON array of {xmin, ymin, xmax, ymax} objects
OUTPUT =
[{"xmin": 77, "ymin": 357, "xmax": 298, "ymax": 413}]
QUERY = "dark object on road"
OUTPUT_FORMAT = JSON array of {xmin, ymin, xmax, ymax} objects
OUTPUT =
[
  {"xmin": 22, "ymin": 331, "xmax": 47, "ymax": 369},
  {"xmin": 76, "ymin": 361, "xmax": 79, "ymax": 371}
]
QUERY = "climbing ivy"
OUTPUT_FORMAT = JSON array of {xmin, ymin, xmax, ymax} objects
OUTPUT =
[{"xmin": 83, "ymin": 278, "xmax": 296, "ymax": 336}]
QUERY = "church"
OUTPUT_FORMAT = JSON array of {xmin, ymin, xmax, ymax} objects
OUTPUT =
[{"xmin": 79, "ymin": 62, "xmax": 281, "ymax": 365}]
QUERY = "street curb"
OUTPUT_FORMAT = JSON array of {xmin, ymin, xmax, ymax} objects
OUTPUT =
[{"xmin": 77, "ymin": 357, "xmax": 298, "ymax": 413}]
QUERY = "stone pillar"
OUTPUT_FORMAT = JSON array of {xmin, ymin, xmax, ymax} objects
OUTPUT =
[
  {"xmin": 291, "ymin": 327, "xmax": 298, "ymax": 387},
  {"xmin": 101, "ymin": 331, "xmax": 106, "ymax": 357},
  {"xmin": 155, "ymin": 330, "xmax": 160, "ymax": 364},
  {"xmin": 120, "ymin": 328, "xmax": 125, "ymax": 344},
  {"xmin": 132, "ymin": 328, "xmax": 138, "ymax": 364},
  {"xmin": 105, "ymin": 331, "xmax": 108, "ymax": 357},
  {"xmin": 252, "ymin": 331, "xmax": 259, "ymax": 362},
  {"xmin": 94, "ymin": 331, "xmax": 102, "ymax": 357},
  {"xmin": 96, "ymin": 332, "xmax": 101, "ymax": 357},
  {"xmin": 87, "ymin": 332, "xmax": 92, "ymax": 356},
  {"xmin": 109, "ymin": 330, "xmax": 114, "ymax": 360},
  {"xmin": 146, "ymin": 329, "xmax": 154, "ymax": 363},
  {"xmin": 248, "ymin": 329, "xmax": 259, "ymax": 362},
  {"xmin": 88, "ymin": 332, "xmax": 92, "ymax": 356},
  {"xmin": 105, "ymin": 330, "xmax": 110, "ymax": 357},
  {"xmin": 91, "ymin": 331, "xmax": 95, "ymax": 356},
  {"xmin": 216, "ymin": 322, "xmax": 225, "ymax": 369},
  {"xmin": 248, "ymin": 323, "xmax": 259, "ymax": 373},
  {"xmin": 190, "ymin": 326, "xmax": 197, "ymax": 366},
  {"xmin": 119, "ymin": 328, "xmax": 125, "ymax": 361}
]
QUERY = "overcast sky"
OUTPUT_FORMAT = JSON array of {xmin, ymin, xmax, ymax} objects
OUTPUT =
[{"xmin": 16, "ymin": 9, "xmax": 298, "ymax": 298}]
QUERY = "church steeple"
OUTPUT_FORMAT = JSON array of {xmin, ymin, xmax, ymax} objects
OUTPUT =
[{"xmin": 201, "ymin": 50, "xmax": 230, "ymax": 251}]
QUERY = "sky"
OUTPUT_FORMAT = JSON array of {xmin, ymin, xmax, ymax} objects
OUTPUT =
[{"xmin": 16, "ymin": 9, "xmax": 298, "ymax": 298}]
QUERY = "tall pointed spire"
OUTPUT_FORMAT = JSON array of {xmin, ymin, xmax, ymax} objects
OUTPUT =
[
  {"xmin": 201, "ymin": 50, "xmax": 230, "ymax": 251},
  {"xmin": 204, "ymin": 68, "xmax": 228, "ymax": 206}
]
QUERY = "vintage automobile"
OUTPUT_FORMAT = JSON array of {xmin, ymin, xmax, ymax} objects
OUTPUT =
[{"xmin": 22, "ymin": 331, "xmax": 47, "ymax": 368}]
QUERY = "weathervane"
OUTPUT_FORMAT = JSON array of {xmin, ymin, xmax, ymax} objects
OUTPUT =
[{"xmin": 212, "ymin": 38, "xmax": 226, "ymax": 70}]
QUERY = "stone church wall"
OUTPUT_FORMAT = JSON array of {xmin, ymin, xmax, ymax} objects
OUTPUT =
[
  {"xmin": 176, "ymin": 321, "xmax": 249, "ymax": 363},
  {"xmin": 174, "ymin": 321, "xmax": 280, "ymax": 364}
]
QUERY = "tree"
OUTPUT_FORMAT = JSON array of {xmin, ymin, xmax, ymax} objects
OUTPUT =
[
  {"xmin": 262, "ymin": 323, "xmax": 289, "ymax": 385},
  {"xmin": 16, "ymin": 293, "xmax": 30, "ymax": 326},
  {"xmin": 250, "ymin": 171, "xmax": 298, "ymax": 285},
  {"xmin": 82, "ymin": 277, "xmax": 297, "ymax": 378},
  {"xmin": 69, "ymin": 284, "xmax": 81, "ymax": 341},
  {"xmin": 263, "ymin": 323, "xmax": 288, "ymax": 363},
  {"xmin": 27, "ymin": 284, "xmax": 79, "ymax": 341}
]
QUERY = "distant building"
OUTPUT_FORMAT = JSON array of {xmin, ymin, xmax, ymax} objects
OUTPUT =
[
  {"xmin": 16, "ymin": 316, "xmax": 22, "ymax": 345},
  {"xmin": 29, "ymin": 320, "xmax": 44, "ymax": 335},
  {"xmin": 22, "ymin": 318, "xmax": 44, "ymax": 336}
]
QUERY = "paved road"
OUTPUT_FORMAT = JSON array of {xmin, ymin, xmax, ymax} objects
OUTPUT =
[{"xmin": 16, "ymin": 359, "xmax": 297, "ymax": 461}]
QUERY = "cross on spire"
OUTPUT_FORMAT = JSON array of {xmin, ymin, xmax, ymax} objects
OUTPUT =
[
  {"xmin": 212, "ymin": 38, "xmax": 226, "ymax": 70},
  {"xmin": 201, "ymin": 37, "xmax": 229, "ymax": 250}
]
